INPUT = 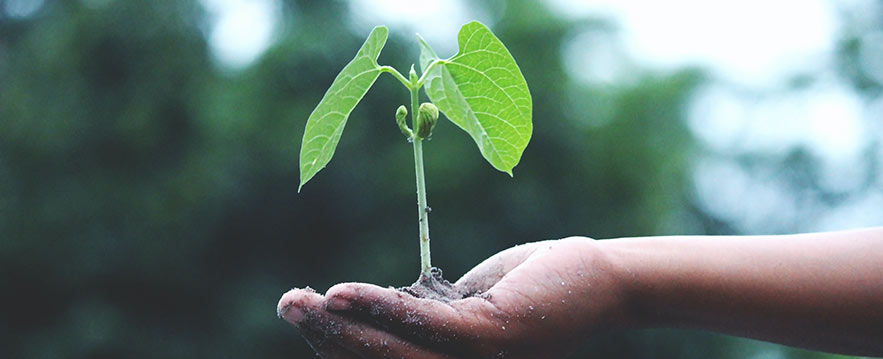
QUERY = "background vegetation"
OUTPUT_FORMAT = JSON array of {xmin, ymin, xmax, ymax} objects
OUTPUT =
[{"xmin": 1, "ymin": 0, "xmax": 880, "ymax": 357}]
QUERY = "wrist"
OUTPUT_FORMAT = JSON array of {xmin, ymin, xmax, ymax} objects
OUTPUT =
[
  {"xmin": 595, "ymin": 237, "xmax": 664, "ymax": 330},
  {"xmin": 556, "ymin": 237, "xmax": 651, "ymax": 333}
]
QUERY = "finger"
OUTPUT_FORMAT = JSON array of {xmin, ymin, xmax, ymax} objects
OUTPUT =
[
  {"xmin": 325, "ymin": 283, "xmax": 499, "ymax": 346},
  {"xmin": 301, "ymin": 324, "xmax": 362, "ymax": 359},
  {"xmin": 278, "ymin": 288, "xmax": 361, "ymax": 359},
  {"xmin": 455, "ymin": 241, "xmax": 541, "ymax": 294},
  {"xmin": 280, "ymin": 288, "xmax": 453, "ymax": 358},
  {"xmin": 323, "ymin": 312, "xmax": 454, "ymax": 359}
]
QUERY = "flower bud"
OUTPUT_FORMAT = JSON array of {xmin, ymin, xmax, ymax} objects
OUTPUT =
[
  {"xmin": 415, "ymin": 102, "xmax": 438, "ymax": 139},
  {"xmin": 396, "ymin": 105, "xmax": 407, "ymax": 122},
  {"xmin": 395, "ymin": 105, "xmax": 412, "ymax": 138}
]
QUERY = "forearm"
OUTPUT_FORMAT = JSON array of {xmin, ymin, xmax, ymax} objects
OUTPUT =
[{"xmin": 599, "ymin": 228, "xmax": 883, "ymax": 356}]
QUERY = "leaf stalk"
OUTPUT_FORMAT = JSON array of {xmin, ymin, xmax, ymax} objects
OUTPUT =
[
  {"xmin": 415, "ymin": 59, "xmax": 448, "ymax": 88},
  {"xmin": 380, "ymin": 66, "xmax": 411, "ymax": 89}
]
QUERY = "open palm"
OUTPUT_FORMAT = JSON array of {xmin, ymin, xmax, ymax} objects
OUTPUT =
[{"xmin": 278, "ymin": 237, "xmax": 628, "ymax": 358}]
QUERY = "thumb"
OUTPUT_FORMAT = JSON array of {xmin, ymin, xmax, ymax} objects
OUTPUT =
[{"xmin": 454, "ymin": 241, "xmax": 542, "ymax": 294}]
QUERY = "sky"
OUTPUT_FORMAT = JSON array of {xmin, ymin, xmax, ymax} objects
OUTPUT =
[
  {"xmin": 200, "ymin": 0, "xmax": 281, "ymax": 68},
  {"xmin": 192, "ymin": 0, "xmax": 883, "ymax": 233}
]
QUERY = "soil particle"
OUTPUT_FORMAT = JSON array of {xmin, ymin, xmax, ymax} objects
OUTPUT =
[{"xmin": 398, "ymin": 267, "xmax": 472, "ymax": 302}]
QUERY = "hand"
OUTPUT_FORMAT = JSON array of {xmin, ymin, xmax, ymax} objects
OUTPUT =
[{"xmin": 277, "ymin": 237, "xmax": 633, "ymax": 358}]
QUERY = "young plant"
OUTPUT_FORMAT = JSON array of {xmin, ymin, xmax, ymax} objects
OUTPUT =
[{"xmin": 298, "ymin": 22, "xmax": 532, "ymax": 279}]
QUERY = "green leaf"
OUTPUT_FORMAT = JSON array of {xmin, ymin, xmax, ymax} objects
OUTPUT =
[
  {"xmin": 298, "ymin": 26, "xmax": 388, "ymax": 191},
  {"xmin": 419, "ymin": 21, "xmax": 532, "ymax": 176}
]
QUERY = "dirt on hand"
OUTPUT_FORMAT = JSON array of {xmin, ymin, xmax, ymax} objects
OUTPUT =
[{"xmin": 399, "ymin": 267, "xmax": 475, "ymax": 302}]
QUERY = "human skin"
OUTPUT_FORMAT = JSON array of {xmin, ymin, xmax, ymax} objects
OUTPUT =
[{"xmin": 277, "ymin": 227, "xmax": 883, "ymax": 358}]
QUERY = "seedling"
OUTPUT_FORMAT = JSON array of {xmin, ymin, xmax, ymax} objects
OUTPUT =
[{"xmin": 299, "ymin": 21, "xmax": 532, "ymax": 281}]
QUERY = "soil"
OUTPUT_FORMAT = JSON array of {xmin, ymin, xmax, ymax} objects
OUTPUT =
[{"xmin": 398, "ymin": 267, "xmax": 473, "ymax": 302}]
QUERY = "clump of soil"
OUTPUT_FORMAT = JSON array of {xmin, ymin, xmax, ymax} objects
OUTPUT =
[{"xmin": 399, "ymin": 267, "xmax": 471, "ymax": 302}]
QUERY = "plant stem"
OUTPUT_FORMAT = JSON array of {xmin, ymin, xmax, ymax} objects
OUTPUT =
[{"xmin": 410, "ymin": 83, "xmax": 432, "ymax": 276}]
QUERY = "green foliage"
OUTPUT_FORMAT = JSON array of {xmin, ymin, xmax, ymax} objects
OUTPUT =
[
  {"xmin": 298, "ymin": 21, "xmax": 532, "ymax": 191},
  {"xmin": 298, "ymin": 26, "xmax": 389, "ymax": 191},
  {"xmin": 419, "ymin": 21, "xmax": 532, "ymax": 176}
]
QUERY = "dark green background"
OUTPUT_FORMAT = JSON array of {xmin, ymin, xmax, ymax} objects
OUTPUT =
[{"xmin": 1, "ymin": 0, "xmax": 879, "ymax": 358}]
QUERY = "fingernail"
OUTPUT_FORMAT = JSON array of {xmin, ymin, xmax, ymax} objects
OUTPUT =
[
  {"xmin": 279, "ymin": 303, "xmax": 305, "ymax": 323},
  {"xmin": 325, "ymin": 296, "xmax": 351, "ymax": 311}
]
